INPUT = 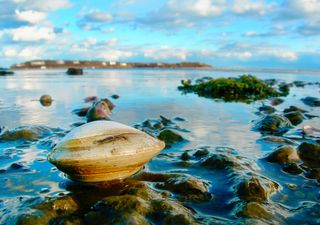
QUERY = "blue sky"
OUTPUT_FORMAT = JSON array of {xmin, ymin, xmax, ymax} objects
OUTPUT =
[{"xmin": 0, "ymin": 0, "xmax": 319, "ymax": 69}]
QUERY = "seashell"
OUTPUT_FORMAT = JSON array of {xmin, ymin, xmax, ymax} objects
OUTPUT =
[{"xmin": 48, "ymin": 121, "xmax": 165, "ymax": 182}]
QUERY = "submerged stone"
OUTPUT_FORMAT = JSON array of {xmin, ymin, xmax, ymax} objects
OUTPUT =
[
  {"xmin": 157, "ymin": 129, "xmax": 184, "ymax": 146},
  {"xmin": 201, "ymin": 154, "xmax": 240, "ymax": 170},
  {"xmin": 297, "ymin": 142, "xmax": 320, "ymax": 168},
  {"xmin": 265, "ymin": 146, "xmax": 299, "ymax": 164},
  {"xmin": 253, "ymin": 114, "xmax": 293, "ymax": 135},
  {"xmin": 301, "ymin": 97, "xmax": 320, "ymax": 107}
]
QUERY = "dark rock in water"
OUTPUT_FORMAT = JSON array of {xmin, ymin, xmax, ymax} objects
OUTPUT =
[
  {"xmin": 111, "ymin": 94, "xmax": 120, "ymax": 99},
  {"xmin": 284, "ymin": 111, "xmax": 305, "ymax": 125},
  {"xmin": 293, "ymin": 81, "xmax": 306, "ymax": 87},
  {"xmin": 278, "ymin": 82, "xmax": 290, "ymax": 96},
  {"xmin": 297, "ymin": 142, "xmax": 320, "ymax": 168},
  {"xmin": 258, "ymin": 105, "xmax": 276, "ymax": 114},
  {"xmin": 0, "ymin": 126, "xmax": 52, "ymax": 141},
  {"xmin": 84, "ymin": 96, "xmax": 98, "ymax": 103},
  {"xmin": 238, "ymin": 202, "xmax": 272, "ymax": 220},
  {"xmin": 236, "ymin": 177, "xmax": 279, "ymax": 202},
  {"xmin": 201, "ymin": 154, "xmax": 240, "ymax": 170},
  {"xmin": 86, "ymin": 100, "xmax": 111, "ymax": 122},
  {"xmin": 66, "ymin": 68, "xmax": 83, "ymax": 75},
  {"xmin": 270, "ymin": 98, "xmax": 284, "ymax": 106},
  {"xmin": 39, "ymin": 95, "xmax": 52, "ymax": 106},
  {"xmin": 158, "ymin": 129, "xmax": 184, "ymax": 146},
  {"xmin": 283, "ymin": 106, "xmax": 307, "ymax": 114},
  {"xmin": 181, "ymin": 152, "xmax": 191, "ymax": 161},
  {"xmin": 101, "ymin": 98, "xmax": 115, "ymax": 110},
  {"xmin": 155, "ymin": 176, "xmax": 212, "ymax": 202},
  {"xmin": 173, "ymin": 117, "xmax": 185, "ymax": 122},
  {"xmin": 181, "ymin": 79, "xmax": 191, "ymax": 86},
  {"xmin": 305, "ymin": 168, "xmax": 320, "ymax": 180},
  {"xmin": 301, "ymin": 97, "xmax": 320, "ymax": 107},
  {"xmin": 72, "ymin": 107, "xmax": 90, "ymax": 117},
  {"xmin": 194, "ymin": 149, "xmax": 209, "ymax": 158},
  {"xmin": 282, "ymin": 163, "xmax": 303, "ymax": 175},
  {"xmin": 253, "ymin": 114, "xmax": 293, "ymax": 135},
  {"xmin": 0, "ymin": 70, "xmax": 14, "ymax": 76},
  {"xmin": 265, "ymin": 146, "xmax": 299, "ymax": 164},
  {"xmin": 160, "ymin": 115, "xmax": 173, "ymax": 126}
]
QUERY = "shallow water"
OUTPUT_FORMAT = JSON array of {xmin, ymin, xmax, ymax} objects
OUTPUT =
[{"xmin": 0, "ymin": 69, "xmax": 319, "ymax": 224}]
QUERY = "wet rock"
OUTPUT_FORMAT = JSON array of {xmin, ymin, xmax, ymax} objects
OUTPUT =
[
  {"xmin": 258, "ymin": 105, "xmax": 275, "ymax": 114},
  {"xmin": 84, "ymin": 96, "xmax": 98, "ymax": 103},
  {"xmin": 173, "ymin": 117, "xmax": 185, "ymax": 122},
  {"xmin": 39, "ymin": 95, "xmax": 52, "ymax": 106},
  {"xmin": 253, "ymin": 114, "xmax": 293, "ymax": 135},
  {"xmin": 111, "ymin": 94, "xmax": 120, "ymax": 99},
  {"xmin": 305, "ymin": 168, "xmax": 320, "ymax": 180},
  {"xmin": 158, "ymin": 129, "xmax": 184, "ymax": 146},
  {"xmin": 86, "ymin": 100, "xmax": 111, "ymax": 122},
  {"xmin": 236, "ymin": 177, "xmax": 280, "ymax": 202},
  {"xmin": 101, "ymin": 98, "xmax": 115, "ymax": 111},
  {"xmin": 0, "ymin": 70, "xmax": 14, "ymax": 76},
  {"xmin": 66, "ymin": 68, "xmax": 83, "ymax": 75},
  {"xmin": 194, "ymin": 149, "xmax": 209, "ymax": 158},
  {"xmin": 297, "ymin": 142, "xmax": 320, "ymax": 168},
  {"xmin": 155, "ymin": 176, "xmax": 211, "ymax": 202},
  {"xmin": 283, "ymin": 106, "xmax": 307, "ymax": 114},
  {"xmin": 72, "ymin": 107, "xmax": 90, "ymax": 117},
  {"xmin": 302, "ymin": 125, "xmax": 320, "ymax": 135},
  {"xmin": 160, "ymin": 116, "xmax": 173, "ymax": 126},
  {"xmin": 265, "ymin": 146, "xmax": 299, "ymax": 164},
  {"xmin": 258, "ymin": 136, "xmax": 297, "ymax": 145},
  {"xmin": 238, "ymin": 202, "xmax": 272, "ymax": 220},
  {"xmin": 181, "ymin": 152, "xmax": 191, "ymax": 161},
  {"xmin": 181, "ymin": 79, "xmax": 191, "ymax": 86},
  {"xmin": 301, "ymin": 97, "xmax": 320, "ymax": 107},
  {"xmin": 270, "ymin": 98, "xmax": 284, "ymax": 106},
  {"xmin": 278, "ymin": 82, "xmax": 290, "ymax": 96},
  {"xmin": 284, "ymin": 111, "xmax": 305, "ymax": 125},
  {"xmin": 0, "ymin": 126, "xmax": 51, "ymax": 141},
  {"xmin": 293, "ymin": 81, "xmax": 305, "ymax": 87},
  {"xmin": 201, "ymin": 154, "xmax": 240, "ymax": 170},
  {"xmin": 282, "ymin": 163, "xmax": 303, "ymax": 175}
]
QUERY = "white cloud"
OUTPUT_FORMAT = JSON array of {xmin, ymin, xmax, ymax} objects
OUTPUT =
[
  {"xmin": 2, "ymin": 46, "xmax": 43, "ymax": 59},
  {"xmin": 232, "ymin": 0, "xmax": 275, "ymax": 16},
  {"xmin": 8, "ymin": 26, "xmax": 56, "ymax": 42},
  {"xmin": 143, "ymin": 46, "xmax": 188, "ymax": 60},
  {"xmin": 279, "ymin": 0, "xmax": 320, "ymax": 20},
  {"xmin": 15, "ymin": 10, "xmax": 46, "ymax": 24},
  {"xmin": 84, "ymin": 10, "xmax": 113, "ymax": 23},
  {"xmin": 18, "ymin": 0, "xmax": 72, "ymax": 11},
  {"xmin": 112, "ymin": 0, "xmax": 137, "ymax": 7},
  {"xmin": 96, "ymin": 49, "xmax": 133, "ymax": 61}
]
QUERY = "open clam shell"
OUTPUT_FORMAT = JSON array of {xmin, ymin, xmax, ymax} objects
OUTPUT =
[{"xmin": 48, "ymin": 121, "xmax": 165, "ymax": 182}]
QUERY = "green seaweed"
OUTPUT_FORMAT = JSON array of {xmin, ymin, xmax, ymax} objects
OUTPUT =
[{"xmin": 178, "ymin": 75, "xmax": 289, "ymax": 103}]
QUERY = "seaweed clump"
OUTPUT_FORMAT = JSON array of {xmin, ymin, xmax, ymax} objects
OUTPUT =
[{"xmin": 178, "ymin": 75, "xmax": 288, "ymax": 102}]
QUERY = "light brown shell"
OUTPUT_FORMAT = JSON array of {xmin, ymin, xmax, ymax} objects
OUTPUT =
[{"xmin": 48, "ymin": 121, "xmax": 165, "ymax": 182}]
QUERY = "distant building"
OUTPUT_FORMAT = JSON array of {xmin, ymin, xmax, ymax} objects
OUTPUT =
[
  {"xmin": 30, "ymin": 61, "xmax": 45, "ymax": 66},
  {"xmin": 120, "ymin": 63, "xmax": 127, "ymax": 67},
  {"xmin": 56, "ymin": 60, "xmax": 65, "ymax": 65},
  {"xmin": 102, "ymin": 62, "xmax": 107, "ymax": 66},
  {"xmin": 109, "ymin": 61, "xmax": 116, "ymax": 66},
  {"xmin": 73, "ymin": 61, "xmax": 80, "ymax": 64},
  {"xmin": 40, "ymin": 66, "xmax": 47, "ymax": 70}
]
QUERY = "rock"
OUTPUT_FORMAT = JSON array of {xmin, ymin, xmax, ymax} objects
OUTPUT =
[
  {"xmin": 253, "ymin": 114, "xmax": 293, "ymax": 135},
  {"xmin": 238, "ymin": 202, "xmax": 272, "ymax": 220},
  {"xmin": 236, "ymin": 177, "xmax": 279, "ymax": 202},
  {"xmin": 39, "ymin": 95, "xmax": 52, "ymax": 106},
  {"xmin": 301, "ymin": 97, "xmax": 320, "ymax": 107},
  {"xmin": 305, "ymin": 168, "xmax": 320, "ymax": 180},
  {"xmin": 194, "ymin": 149, "xmax": 209, "ymax": 157},
  {"xmin": 283, "ymin": 106, "xmax": 307, "ymax": 114},
  {"xmin": 201, "ymin": 154, "xmax": 240, "ymax": 170},
  {"xmin": 181, "ymin": 79, "xmax": 191, "ymax": 86},
  {"xmin": 66, "ymin": 68, "xmax": 83, "ymax": 75},
  {"xmin": 293, "ymin": 81, "xmax": 306, "ymax": 87},
  {"xmin": 265, "ymin": 146, "xmax": 300, "ymax": 164},
  {"xmin": 302, "ymin": 125, "xmax": 320, "ymax": 135},
  {"xmin": 86, "ymin": 100, "xmax": 111, "ymax": 122},
  {"xmin": 47, "ymin": 121, "xmax": 165, "ymax": 182},
  {"xmin": 0, "ymin": 70, "xmax": 14, "ymax": 76},
  {"xmin": 101, "ymin": 98, "xmax": 115, "ymax": 110},
  {"xmin": 111, "ymin": 94, "xmax": 120, "ymax": 99},
  {"xmin": 270, "ymin": 98, "xmax": 284, "ymax": 106},
  {"xmin": 160, "ymin": 116, "xmax": 173, "ymax": 126},
  {"xmin": 297, "ymin": 142, "xmax": 320, "ymax": 168},
  {"xmin": 282, "ymin": 163, "xmax": 303, "ymax": 175},
  {"xmin": 258, "ymin": 106, "xmax": 276, "ymax": 114},
  {"xmin": 258, "ymin": 136, "xmax": 297, "ymax": 145},
  {"xmin": 72, "ymin": 107, "xmax": 90, "ymax": 117},
  {"xmin": 284, "ymin": 111, "xmax": 305, "ymax": 125},
  {"xmin": 278, "ymin": 82, "xmax": 290, "ymax": 96},
  {"xmin": 157, "ymin": 129, "xmax": 184, "ymax": 146},
  {"xmin": 180, "ymin": 152, "xmax": 191, "ymax": 161},
  {"xmin": 155, "ymin": 176, "xmax": 211, "ymax": 202},
  {"xmin": 84, "ymin": 96, "xmax": 98, "ymax": 103},
  {"xmin": 0, "ymin": 126, "xmax": 51, "ymax": 141}
]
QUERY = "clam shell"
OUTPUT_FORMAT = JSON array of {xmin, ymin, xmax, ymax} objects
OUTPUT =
[{"xmin": 48, "ymin": 121, "xmax": 165, "ymax": 182}]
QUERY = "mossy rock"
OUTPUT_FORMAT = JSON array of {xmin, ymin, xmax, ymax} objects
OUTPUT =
[
  {"xmin": 238, "ymin": 202, "xmax": 272, "ymax": 220},
  {"xmin": 297, "ymin": 142, "xmax": 320, "ymax": 168},
  {"xmin": 201, "ymin": 154, "xmax": 240, "ymax": 170},
  {"xmin": 284, "ymin": 111, "xmax": 305, "ymax": 126},
  {"xmin": 39, "ymin": 95, "xmax": 52, "ymax": 106},
  {"xmin": 178, "ymin": 75, "xmax": 287, "ymax": 102},
  {"xmin": 265, "ymin": 146, "xmax": 299, "ymax": 164},
  {"xmin": 236, "ymin": 177, "xmax": 279, "ymax": 202},
  {"xmin": 158, "ymin": 129, "xmax": 184, "ymax": 146},
  {"xmin": 253, "ymin": 114, "xmax": 293, "ymax": 135}
]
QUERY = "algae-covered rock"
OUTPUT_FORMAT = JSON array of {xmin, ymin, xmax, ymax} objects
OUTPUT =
[
  {"xmin": 178, "ymin": 75, "xmax": 287, "ymax": 102},
  {"xmin": 39, "ymin": 95, "xmax": 52, "ymax": 106},
  {"xmin": 194, "ymin": 149, "xmax": 210, "ymax": 157},
  {"xmin": 297, "ymin": 142, "xmax": 320, "ymax": 168},
  {"xmin": 253, "ymin": 114, "xmax": 293, "ymax": 135},
  {"xmin": 283, "ymin": 106, "xmax": 307, "ymax": 114},
  {"xmin": 0, "ymin": 126, "xmax": 52, "ymax": 141},
  {"xmin": 236, "ymin": 177, "xmax": 280, "ymax": 202},
  {"xmin": 86, "ymin": 100, "xmax": 111, "ymax": 122},
  {"xmin": 158, "ymin": 129, "xmax": 184, "ymax": 146},
  {"xmin": 66, "ymin": 68, "xmax": 83, "ymax": 75},
  {"xmin": 201, "ymin": 154, "xmax": 240, "ymax": 170},
  {"xmin": 238, "ymin": 202, "xmax": 272, "ymax": 220},
  {"xmin": 265, "ymin": 146, "xmax": 299, "ymax": 164},
  {"xmin": 284, "ymin": 111, "xmax": 305, "ymax": 126},
  {"xmin": 302, "ymin": 97, "xmax": 320, "ymax": 107}
]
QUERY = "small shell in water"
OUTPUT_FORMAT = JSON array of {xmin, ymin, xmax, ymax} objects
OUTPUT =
[{"xmin": 47, "ymin": 121, "xmax": 165, "ymax": 182}]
